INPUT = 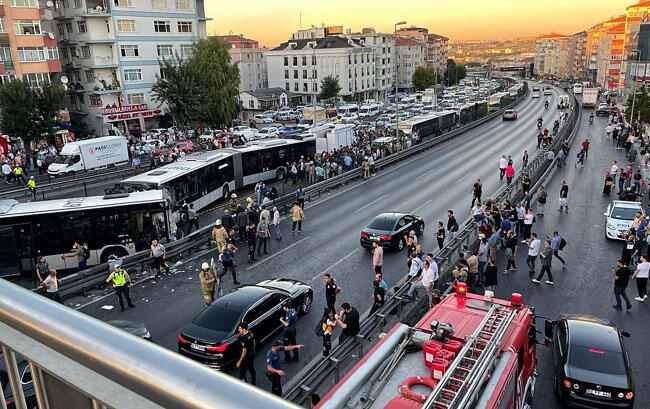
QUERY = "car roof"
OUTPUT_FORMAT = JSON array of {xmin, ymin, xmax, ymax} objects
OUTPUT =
[
  {"xmin": 564, "ymin": 316, "xmax": 623, "ymax": 353},
  {"xmin": 612, "ymin": 200, "xmax": 643, "ymax": 209},
  {"xmin": 212, "ymin": 285, "xmax": 275, "ymax": 311},
  {"xmin": 373, "ymin": 212, "xmax": 409, "ymax": 220}
]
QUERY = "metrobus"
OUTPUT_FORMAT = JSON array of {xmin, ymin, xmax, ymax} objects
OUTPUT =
[
  {"xmin": 397, "ymin": 110, "xmax": 457, "ymax": 138},
  {"xmin": 112, "ymin": 138, "xmax": 317, "ymax": 211},
  {"xmin": 573, "ymin": 83, "xmax": 583, "ymax": 94},
  {"xmin": 0, "ymin": 190, "xmax": 173, "ymax": 277},
  {"xmin": 456, "ymin": 101, "xmax": 488, "ymax": 125},
  {"xmin": 531, "ymin": 83, "xmax": 541, "ymax": 98},
  {"xmin": 487, "ymin": 92, "xmax": 509, "ymax": 111}
]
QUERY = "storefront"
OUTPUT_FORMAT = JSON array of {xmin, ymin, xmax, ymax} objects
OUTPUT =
[{"xmin": 101, "ymin": 104, "xmax": 163, "ymax": 138}]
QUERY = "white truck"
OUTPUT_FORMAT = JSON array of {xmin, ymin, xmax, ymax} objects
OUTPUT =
[
  {"xmin": 48, "ymin": 136, "xmax": 129, "ymax": 176},
  {"xmin": 581, "ymin": 88, "xmax": 598, "ymax": 108},
  {"xmin": 298, "ymin": 107, "xmax": 327, "ymax": 130},
  {"xmin": 316, "ymin": 124, "xmax": 355, "ymax": 152}
]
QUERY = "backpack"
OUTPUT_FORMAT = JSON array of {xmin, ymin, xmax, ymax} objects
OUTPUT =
[
  {"xmin": 314, "ymin": 320, "xmax": 324, "ymax": 337},
  {"xmin": 559, "ymin": 237, "xmax": 567, "ymax": 251},
  {"xmin": 83, "ymin": 243, "xmax": 90, "ymax": 260}
]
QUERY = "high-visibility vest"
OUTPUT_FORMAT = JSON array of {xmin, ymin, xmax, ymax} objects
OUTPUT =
[
  {"xmin": 110, "ymin": 270, "xmax": 127, "ymax": 286},
  {"xmin": 13, "ymin": 167, "xmax": 22, "ymax": 175}
]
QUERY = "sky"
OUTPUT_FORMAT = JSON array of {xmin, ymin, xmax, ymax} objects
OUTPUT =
[{"xmin": 207, "ymin": 0, "xmax": 634, "ymax": 47}]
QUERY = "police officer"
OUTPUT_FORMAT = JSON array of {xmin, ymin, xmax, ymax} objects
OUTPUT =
[
  {"xmin": 280, "ymin": 301, "xmax": 299, "ymax": 362},
  {"xmin": 27, "ymin": 176, "xmax": 36, "ymax": 200},
  {"xmin": 266, "ymin": 340, "xmax": 304, "ymax": 397},
  {"xmin": 324, "ymin": 274, "xmax": 339, "ymax": 311},
  {"xmin": 236, "ymin": 322, "xmax": 256, "ymax": 385},
  {"xmin": 105, "ymin": 264, "xmax": 135, "ymax": 312},
  {"xmin": 198, "ymin": 262, "xmax": 216, "ymax": 307}
]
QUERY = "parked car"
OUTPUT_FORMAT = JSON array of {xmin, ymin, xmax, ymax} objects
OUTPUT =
[
  {"xmin": 340, "ymin": 113, "xmax": 359, "ymax": 123},
  {"xmin": 174, "ymin": 140, "xmax": 195, "ymax": 153},
  {"xmin": 255, "ymin": 127, "xmax": 280, "ymax": 139},
  {"xmin": 502, "ymin": 109, "xmax": 518, "ymax": 120},
  {"xmin": 360, "ymin": 212, "xmax": 425, "ymax": 251},
  {"xmin": 596, "ymin": 103, "xmax": 619, "ymax": 117},
  {"xmin": 253, "ymin": 114, "xmax": 273, "ymax": 124},
  {"xmin": 178, "ymin": 278, "xmax": 313, "ymax": 369},
  {"xmin": 547, "ymin": 315, "xmax": 634, "ymax": 409},
  {"xmin": 604, "ymin": 200, "xmax": 644, "ymax": 240}
]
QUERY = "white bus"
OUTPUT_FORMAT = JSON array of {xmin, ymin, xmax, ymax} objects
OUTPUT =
[
  {"xmin": 573, "ymin": 83, "xmax": 583, "ymax": 94},
  {"xmin": 0, "ymin": 190, "xmax": 174, "ymax": 277},
  {"xmin": 337, "ymin": 104, "xmax": 359, "ymax": 117},
  {"xmin": 358, "ymin": 103, "xmax": 380, "ymax": 118},
  {"xmin": 113, "ymin": 138, "xmax": 317, "ymax": 212}
]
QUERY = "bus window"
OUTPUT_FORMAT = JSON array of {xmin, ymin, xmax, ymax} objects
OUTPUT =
[{"xmin": 0, "ymin": 226, "xmax": 20, "ymax": 277}]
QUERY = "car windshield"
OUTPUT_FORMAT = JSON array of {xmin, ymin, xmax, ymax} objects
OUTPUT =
[
  {"xmin": 193, "ymin": 305, "xmax": 242, "ymax": 332},
  {"xmin": 568, "ymin": 345, "xmax": 627, "ymax": 375},
  {"xmin": 611, "ymin": 206, "xmax": 640, "ymax": 220},
  {"xmin": 367, "ymin": 217, "xmax": 397, "ymax": 231}
]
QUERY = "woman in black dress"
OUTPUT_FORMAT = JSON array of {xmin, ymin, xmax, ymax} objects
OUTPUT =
[
  {"xmin": 436, "ymin": 221, "xmax": 445, "ymax": 249},
  {"xmin": 483, "ymin": 257, "xmax": 498, "ymax": 292},
  {"xmin": 603, "ymin": 171, "xmax": 613, "ymax": 195}
]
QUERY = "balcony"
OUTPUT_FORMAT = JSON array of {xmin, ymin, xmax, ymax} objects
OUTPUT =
[{"xmin": 83, "ymin": 0, "xmax": 111, "ymax": 17}]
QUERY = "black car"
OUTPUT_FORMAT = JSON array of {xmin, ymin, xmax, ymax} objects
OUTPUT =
[
  {"xmin": 360, "ymin": 212, "xmax": 425, "ymax": 251},
  {"xmin": 547, "ymin": 315, "xmax": 634, "ymax": 409},
  {"xmin": 1, "ymin": 355, "xmax": 37, "ymax": 409},
  {"xmin": 178, "ymin": 278, "xmax": 313, "ymax": 369},
  {"xmin": 596, "ymin": 104, "xmax": 620, "ymax": 117}
]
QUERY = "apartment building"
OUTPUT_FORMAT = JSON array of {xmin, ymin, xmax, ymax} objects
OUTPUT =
[
  {"xmin": 397, "ymin": 26, "xmax": 448, "ymax": 73},
  {"xmin": 54, "ymin": 0, "xmax": 208, "ymax": 136},
  {"xmin": 533, "ymin": 33, "xmax": 568, "ymax": 77},
  {"xmin": 0, "ymin": 0, "xmax": 62, "ymax": 86},
  {"xmin": 565, "ymin": 31, "xmax": 587, "ymax": 81},
  {"xmin": 596, "ymin": 23, "xmax": 625, "ymax": 88},
  {"xmin": 215, "ymin": 34, "xmax": 267, "ymax": 93},
  {"xmin": 585, "ymin": 15, "xmax": 625, "ymax": 85},
  {"xmin": 395, "ymin": 36, "xmax": 425, "ymax": 91},
  {"xmin": 348, "ymin": 27, "xmax": 393, "ymax": 101}
]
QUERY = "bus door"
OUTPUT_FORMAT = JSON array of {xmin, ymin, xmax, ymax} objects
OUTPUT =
[
  {"xmin": 12, "ymin": 224, "xmax": 37, "ymax": 277},
  {"xmin": 0, "ymin": 226, "xmax": 22, "ymax": 277}
]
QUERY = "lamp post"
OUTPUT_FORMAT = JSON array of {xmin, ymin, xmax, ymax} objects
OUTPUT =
[
  {"xmin": 629, "ymin": 49, "xmax": 641, "ymax": 124},
  {"xmin": 394, "ymin": 20, "xmax": 406, "ymax": 138}
]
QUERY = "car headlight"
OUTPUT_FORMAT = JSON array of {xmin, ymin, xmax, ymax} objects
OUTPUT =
[{"xmin": 606, "ymin": 223, "xmax": 616, "ymax": 230}]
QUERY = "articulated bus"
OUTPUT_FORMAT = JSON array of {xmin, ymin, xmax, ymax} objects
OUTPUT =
[
  {"xmin": 113, "ymin": 138, "xmax": 317, "ymax": 211},
  {"xmin": 0, "ymin": 190, "xmax": 173, "ymax": 277},
  {"xmin": 397, "ymin": 110, "xmax": 457, "ymax": 138},
  {"xmin": 487, "ymin": 92, "xmax": 509, "ymax": 111}
]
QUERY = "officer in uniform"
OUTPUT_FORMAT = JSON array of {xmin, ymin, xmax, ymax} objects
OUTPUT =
[
  {"xmin": 236, "ymin": 322, "xmax": 256, "ymax": 385},
  {"xmin": 198, "ymin": 262, "xmax": 216, "ymax": 307},
  {"xmin": 27, "ymin": 176, "xmax": 36, "ymax": 200},
  {"xmin": 266, "ymin": 340, "xmax": 303, "ymax": 397},
  {"xmin": 105, "ymin": 264, "xmax": 135, "ymax": 312},
  {"xmin": 280, "ymin": 301, "xmax": 299, "ymax": 362}
]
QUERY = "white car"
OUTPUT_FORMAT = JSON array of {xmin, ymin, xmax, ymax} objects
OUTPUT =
[
  {"xmin": 604, "ymin": 200, "xmax": 644, "ymax": 240},
  {"xmin": 253, "ymin": 114, "xmax": 273, "ymax": 124},
  {"xmin": 254, "ymin": 127, "xmax": 279, "ymax": 139},
  {"xmin": 340, "ymin": 113, "xmax": 359, "ymax": 123}
]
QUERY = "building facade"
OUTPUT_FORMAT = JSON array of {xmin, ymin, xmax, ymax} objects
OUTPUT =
[
  {"xmin": 348, "ymin": 27, "xmax": 393, "ymax": 101},
  {"xmin": 565, "ymin": 31, "xmax": 587, "ymax": 81},
  {"xmin": 534, "ymin": 33, "xmax": 568, "ymax": 77},
  {"xmin": 54, "ymin": 0, "xmax": 208, "ymax": 136},
  {"xmin": 215, "ymin": 34, "xmax": 267, "ymax": 93},
  {"xmin": 395, "ymin": 36, "xmax": 425, "ymax": 91},
  {"xmin": 585, "ymin": 15, "xmax": 625, "ymax": 86},
  {"xmin": 396, "ymin": 26, "xmax": 448, "ymax": 73},
  {"xmin": 596, "ymin": 23, "xmax": 625, "ymax": 89}
]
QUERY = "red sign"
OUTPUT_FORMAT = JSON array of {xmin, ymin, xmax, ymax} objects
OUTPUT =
[
  {"xmin": 101, "ymin": 104, "xmax": 148, "ymax": 115},
  {"xmin": 105, "ymin": 109, "xmax": 162, "ymax": 121}
]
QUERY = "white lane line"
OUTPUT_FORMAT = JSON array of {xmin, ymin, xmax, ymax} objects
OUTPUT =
[
  {"xmin": 354, "ymin": 194, "xmax": 388, "ymax": 213},
  {"xmin": 411, "ymin": 199, "xmax": 432, "ymax": 214},
  {"xmin": 247, "ymin": 236, "xmax": 311, "ymax": 270},
  {"xmin": 311, "ymin": 248, "xmax": 363, "ymax": 282}
]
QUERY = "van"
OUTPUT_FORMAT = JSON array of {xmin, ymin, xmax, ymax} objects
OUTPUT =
[{"xmin": 337, "ymin": 104, "xmax": 359, "ymax": 118}]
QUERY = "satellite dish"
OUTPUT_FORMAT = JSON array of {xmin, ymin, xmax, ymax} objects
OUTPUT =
[
  {"xmin": 48, "ymin": 32, "xmax": 55, "ymax": 40},
  {"xmin": 60, "ymin": 76, "xmax": 69, "ymax": 84},
  {"xmin": 46, "ymin": 0, "xmax": 53, "ymax": 6}
]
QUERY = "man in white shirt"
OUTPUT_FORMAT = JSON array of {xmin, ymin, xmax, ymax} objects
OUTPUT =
[
  {"xmin": 272, "ymin": 206, "xmax": 282, "ymax": 240},
  {"xmin": 632, "ymin": 254, "xmax": 650, "ymax": 301},
  {"xmin": 499, "ymin": 155, "xmax": 508, "ymax": 180},
  {"xmin": 525, "ymin": 232, "xmax": 541, "ymax": 276},
  {"xmin": 41, "ymin": 269, "xmax": 63, "ymax": 304},
  {"xmin": 406, "ymin": 259, "xmax": 437, "ymax": 307},
  {"xmin": 610, "ymin": 160, "xmax": 619, "ymax": 177}
]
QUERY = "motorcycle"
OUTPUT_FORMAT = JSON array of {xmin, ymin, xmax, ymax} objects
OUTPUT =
[
  {"xmin": 589, "ymin": 113, "xmax": 594, "ymax": 124},
  {"xmin": 544, "ymin": 101, "xmax": 549, "ymax": 109},
  {"xmin": 537, "ymin": 119, "xmax": 543, "ymax": 129}
]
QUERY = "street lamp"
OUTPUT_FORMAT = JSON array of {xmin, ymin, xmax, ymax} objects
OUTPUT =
[
  {"xmin": 394, "ymin": 20, "xmax": 406, "ymax": 138},
  {"xmin": 629, "ymin": 49, "xmax": 641, "ymax": 124}
]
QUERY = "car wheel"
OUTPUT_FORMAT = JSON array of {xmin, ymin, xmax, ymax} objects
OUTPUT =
[
  {"xmin": 299, "ymin": 294, "xmax": 312, "ymax": 315},
  {"xmin": 276, "ymin": 168, "xmax": 285, "ymax": 181},
  {"xmin": 396, "ymin": 238, "xmax": 404, "ymax": 251}
]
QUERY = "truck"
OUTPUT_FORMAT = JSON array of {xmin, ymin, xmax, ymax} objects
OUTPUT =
[
  {"xmin": 316, "ymin": 289, "xmax": 538, "ymax": 409},
  {"xmin": 298, "ymin": 107, "xmax": 327, "ymax": 130},
  {"xmin": 315, "ymin": 124, "xmax": 355, "ymax": 152},
  {"xmin": 581, "ymin": 88, "xmax": 598, "ymax": 108},
  {"xmin": 48, "ymin": 136, "xmax": 129, "ymax": 176}
]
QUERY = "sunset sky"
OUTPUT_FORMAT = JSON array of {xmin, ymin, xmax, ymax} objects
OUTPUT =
[{"xmin": 207, "ymin": 0, "xmax": 634, "ymax": 47}]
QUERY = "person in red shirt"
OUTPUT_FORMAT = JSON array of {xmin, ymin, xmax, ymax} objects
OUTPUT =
[
  {"xmin": 581, "ymin": 139, "xmax": 590, "ymax": 158},
  {"xmin": 505, "ymin": 164, "xmax": 515, "ymax": 186}
]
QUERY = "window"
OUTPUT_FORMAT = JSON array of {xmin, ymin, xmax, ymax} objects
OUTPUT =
[
  {"xmin": 114, "ymin": 0, "xmax": 132, "ymax": 6},
  {"xmin": 23, "ymin": 73, "xmax": 50, "ymax": 87},
  {"xmin": 313, "ymin": 83, "xmax": 318, "ymax": 92},
  {"xmin": 284, "ymin": 70, "xmax": 288, "ymax": 79},
  {"xmin": 123, "ymin": 69, "xmax": 142, "ymax": 81},
  {"xmin": 302, "ymin": 70, "xmax": 307, "ymax": 79},
  {"xmin": 127, "ymin": 93, "xmax": 145, "ymax": 104},
  {"xmin": 60, "ymin": 48, "xmax": 68, "ymax": 59},
  {"xmin": 14, "ymin": 20, "xmax": 41, "ymax": 35},
  {"xmin": 70, "ymin": 47, "xmax": 78, "ymax": 58},
  {"xmin": 73, "ymin": 0, "xmax": 81, "ymax": 7},
  {"xmin": 18, "ymin": 47, "xmax": 45, "ymax": 62},
  {"xmin": 80, "ymin": 46, "xmax": 90, "ymax": 59},
  {"xmin": 180, "ymin": 44, "xmax": 192, "ymax": 57},
  {"xmin": 120, "ymin": 45, "xmax": 139, "ymax": 57},
  {"xmin": 157, "ymin": 44, "xmax": 173, "ymax": 57},
  {"xmin": 57, "ymin": 24, "xmax": 64, "ymax": 36},
  {"xmin": 285, "ymin": 82, "xmax": 289, "ymax": 91},
  {"xmin": 65, "ymin": 22, "xmax": 73, "ymax": 33},
  {"xmin": 293, "ymin": 70, "xmax": 298, "ymax": 79},
  {"xmin": 294, "ymin": 83, "xmax": 298, "ymax": 92},
  {"xmin": 177, "ymin": 21, "xmax": 192, "ymax": 33},
  {"xmin": 117, "ymin": 20, "xmax": 136, "ymax": 33},
  {"xmin": 175, "ymin": 0, "xmax": 190, "ymax": 10},
  {"xmin": 0, "ymin": 47, "xmax": 11, "ymax": 61},
  {"xmin": 77, "ymin": 21, "xmax": 87, "ymax": 33},
  {"xmin": 293, "ymin": 56, "xmax": 297, "ymax": 66},
  {"xmin": 46, "ymin": 47, "xmax": 59, "ymax": 60},
  {"xmin": 303, "ymin": 83, "xmax": 308, "ymax": 92},
  {"xmin": 283, "ymin": 56, "xmax": 288, "ymax": 66},
  {"xmin": 153, "ymin": 21, "xmax": 170, "ymax": 33},
  {"xmin": 159, "ymin": 67, "xmax": 168, "ymax": 79},
  {"xmin": 84, "ymin": 70, "xmax": 94, "ymax": 82},
  {"xmin": 312, "ymin": 55, "xmax": 316, "ymax": 65},
  {"xmin": 10, "ymin": 0, "xmax": 38, "ymax": 7},
  {"xmin": 151, "ymin": 0, "xmax": 167, "ymax": 8},
  {"xmin": 302, "ymin": 56, "xmax": 306, "ymax": 66}
]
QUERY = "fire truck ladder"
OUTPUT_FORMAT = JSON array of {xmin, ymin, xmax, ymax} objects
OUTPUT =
[{"xmin": 424, "ymin": 304, "xmax": 517, "ymax": 409}]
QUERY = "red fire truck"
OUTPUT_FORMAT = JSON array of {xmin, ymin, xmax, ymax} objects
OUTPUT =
[{"xmin": 316, "ymin": 286, "xmax": 538, "ymax": 409}]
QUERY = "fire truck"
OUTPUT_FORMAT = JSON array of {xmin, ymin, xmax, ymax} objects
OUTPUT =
[{"xmin": 316, "ymin": 285, "xmax": 538, "ymax": 409}]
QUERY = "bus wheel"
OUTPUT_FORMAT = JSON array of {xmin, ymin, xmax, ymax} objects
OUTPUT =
[
  {"xmin": 222, "ymin": 185, "xmax": 230, "ymax": 201},
  {"xmin": 276, "ymin": 168, "xmax": 285, "ymax": 181}
]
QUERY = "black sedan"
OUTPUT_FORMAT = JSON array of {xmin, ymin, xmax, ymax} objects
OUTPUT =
[
  {"xmin": 596, "ymin": 104, "xmax": 620, "ymax": 117},
  {"xmin": 547, "ymin": 315, "xmax": 634, "ymax": 409},
  {"xmin": 178, "ymin": 278, "xmax": 313, "ymax": 369},
  {"xmin": 360, "ymin": 212, "xmax": 425, "ymax": 251}
]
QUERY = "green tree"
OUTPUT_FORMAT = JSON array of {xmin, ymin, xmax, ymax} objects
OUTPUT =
[
  {"xmin": 151, "ymin": 53, "xmax": 202, "ymax": 127},
  {"xmin": 35, "ymin": 82, "xmax": 64, "ymax": 137},
  {"xmin": 625, "ymin": 84, "xmax": 650, "ymax": 123},
  {"xmin": 319, "ymin": 75, "xmax": 341, "ymax": 103},
  {"xmin": 444, "ymin": 59, "xmax": 467, "ymax": 85},
  {"xmin": 412, "ymin": 67, "xmax": 436, "ymax": 90}
]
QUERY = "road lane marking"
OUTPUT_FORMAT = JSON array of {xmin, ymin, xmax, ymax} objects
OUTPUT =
[
  {"xmin": 311, "ymin": 248, "xmax": 363, "ymax": 282},
  {"xmin": 354, "ymin": 194, "xmax": 388, "ymax": 213},
  {"xmin": 247, "ymin": 236, "xmax": 311, "ymax": 270},
  {"xmin": 411, "ymin": 199, "xmax": 432, "ymax": 214}
]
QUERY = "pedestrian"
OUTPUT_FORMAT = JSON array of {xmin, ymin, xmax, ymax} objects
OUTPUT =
[
  {"xmin": 522, "ymin": 149, "xmax": 528, "ymax": 169},
  {"xmin": 372, "ymin": 242, "xmax": 383, "ymax": 274},
  {"xmin": 320, "ymin": 308, "xmax": 337, "ymax": 357},
  {"xmin": 611, "ymin": 260, "xmax": 633, "ymax": 310},
  {"xmin": 198, "ymin": 262, "xmax": 216, "ymax": 307},
  {"xmin": 246, "ymin": 221, "xmax": 257, "ymax": 263},
  {"xmin": 105, "ymin": 263, "xmax": 135, "ymax": 312},
  {"xmin": 335, "ymin": 302, "xmax": 360, "ymax": 344},
  {"xmin": 498, "ymin": 155, "xmax": 507, "ymax": 180},
  {"xmin": 13, "ymin": 164, "xmax": 26, "ymax": 184},
  {"xmin": 256, "ymin": 216, "xmax": 270, "ymax": 256},
  {"xmin": 237, "ymin": 207, "xmax": 248, "ymax": 243},
  {"xmin": 535, "ymin": 185, "xmax": 547, "ymax": 216},
  {"xmin": 296, "ymin": 185, "xmax": 306, "ymax": 209},
  {"xmin": 61, "ymin": 241, "xmax": 87, "ymax": 272},
  {"xmin": 40, "ymin": 268, "xmax": 63, "ymax": 304},
  {"xmin": 131, "ymin": 156, "xmax": 140, "ymax": 173},
  {"xmin": 581, "ymin": 138, "xmax": 590, "ymax": 158},
  {"xmin": 477, "ymin": 235, "xmax": 488, "ymax": 284},
  {"xmin": 446, "ymin": 210, "xmax": 458, "ymax": 243},
  {"xmin": 291, "ymin": 201, "xmax": 305, "ymax": 234},
  {"xmin": 187, "ymin": 203, "xmax": 199, "ymax": 233},
  {"xmin": 324, "ymin": 274, "xmax": 340, "ymax": 311},
  {"xmin": 483, "ymin": 257, "xmax": 498, "ymax": 292},
  {"xmin": 211, "ymin": 219, "xmax": 228, "ymax": 253},
  {"xmin": 2, "ymin": 162, "xmax": 13, "ymax": 183},
  {"xmin": 435, "ymin": 221, "xmax": 445, "ymax": 249},
  {"xmin": 35, "ymin": 256, "xmax": 50, "ymax": 282},
  {"xmin": 27, "ymin": 176, "xmax": 36, "ymax": 200},
  {"xmin": 369, "ymin": 280, "xmax": 385, "ymax": 316},
  {"xmin": 631, "ymin": 254, "xmax": 649, "ymax": 302},
  {"xmin": 532, "ymin": 239, "xmax": 554, "ymax": 285},
  {"xmin": 522, "ymin": 208, "xmax": 534, "ymax": 240},
  {"xmin": 405, "ymin": 259, "xmax": 438, "ymax": 307},
  {"xmin": 505, "ymin": 163, "xmax": 515, "ymax": 186},
  {"xmin": 504, "ymin": 230, "xmax": 517, "ymax": 273},
  {"xmin": 219, "ymin": 242, "xmax": 240, "ymax": 285},
  {"xmin": 525, "ymin": 233, "xmax": 541, "ymax": 276},
  {"xmin": 272, "ymin": 206, "xmax": 282, "ymax": 240},
  {"xmin": 575, "ymin": 149, "xmax": 585, "ymax": 168},
  {"xmin": 558, "ymin": 181, "xmax": 569, "ymax": 213},
  {"xmin": 466, "ymin": 251, "xmax": 479, "ymax": 289},
  {"xmin": 266, "ymin": 339, "xmax": 303, "ymax": 396},
  {"xmin": 603, "ymin": 171, "xmax": 614, "ymax": 195},
  {"xmin": 148, "ymin": 238, "xmax": 168, "ymax": 277},
  {"xmin": 549, "ymin": 230, "xmax": 567, "ymax": 268},
  {"xmin": 236, "ymin": 322, "xmax": 256, "ymax": 385},
  {"xmin": 280, "ymin": 301, "xmax": 299, "ymax": 362},
  {"xmin": 471, "ymin": 178, "xmax": 482, "ymax": 207}
]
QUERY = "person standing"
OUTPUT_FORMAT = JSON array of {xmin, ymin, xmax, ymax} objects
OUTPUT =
[
  {"xmin": 219, "ymin": 242, "xmax": 240, "ymax": 285},
  {"xmin": 61, "ymin": 241, "xmax": 87, "ymax": 272},
  {"xmin": 272, "ymin": 206, "xmax": 282, "ymax": 240},
  {"xmin": 27, "ymin": 176, "xmax": 36, "ymax": 200},
  {"xmin": 2, "ymin": 162, "xmax": 12, "ymax": 183},
  {"xmin": 532, "ymin": 240, "xmax": 554, "ymax": 285},
  {"xmin": 187, "ymin": 204, "xmax": 199, "ymax": 233},
  {"xmin": 295, "ymin": 185, "xmax": 306, "ymax": 209},
  {"xmin": 446, "ymin": 210, "xmax": 459, "ymax": 243},
  {"xmin": 291, "ymin": 201, "xmax": 305, "ymax": 234},
  {"xmin": 211, "ymin": 219, "xmax": 228, "ymax": 253},
  {"xmin": 435, "ymin": 221, "xmax": 445, "ymax": 249},
  {"xmin": 477, "ymin": 236, "xmax": 488, "ymax": 285},
  {"xmin": 256, "ymin": 216, "xmax": 270, "ymax": 257},
  {"xmin": 246, "ymin": 221, "xmax": 257, "ymax": 263},
  {"xmin": 148, "ymin": 238, "xmax": 168, "ymax": 278},
  {"xmin": 558, "ymin": 181, "xmax": 569, "ymax": 213},
  {"xmin": 266, "ymin": 340, "xmax": 303, "ymax": 396},
  {"xmin": 522, "ymin": 150, "xmax": 529, "ymax": 169},
  {"xmin": 504, "ymin": 230, "xmax": 517, "ymax": 272},
  {"xmin": 198, "ymin": 262, "xmax": 216, "ymax": 307},
  {"xmin": 237, "ymin": 208, "xmax": 248, "ymax": 243},
  {"xmin": 522, "ymin": 208, "xmax": 534, "ymax": 240},
  {"xmin": 105, "ymin": 264, "xmax": 135, "ymax": 312},
  {"xmin": 611, "ymin": 260, "xmax": 633, "ymax": 310},
  {"xmin": 324, "ymin": 274, "xmax": 340, "ymax": 311},
  {"xmin": 405, "ymin": 260, "xmax": 437, "ymax": 307},
  {"xmin": 369, "ymin": 280, "xmax": 385, "ymax": 316},
  {"xmin": 320, "ymin": 308, "xmax": 337, "ymax": 357},
  {"xmin": 549, "ymin": 230, "xmax": 567, "ymax": 268},
  {"xmin": 13, "ymin": 164, "xmax": 26, "ymax": 184},
  {"xmin": 372, "ymin": 242, "xmax": 383, "ymax": 274},
  {"xmin": 280, "ymin": 301, "xmax": 299, "ymax": 362},
  {"xmin": 131, "ymin": 156, "xmax": 140, "ymax": 173},
  {"xmin": 525, "ymin": 233, "xmax": 541, "ymax": 276},
  {"xmin": 603, "ymin": 172, "xmax": 614, "ymax": 196},
  {"xmin": 536, "ymin": 185, "xmax": 547, "ymax": 216},
  {"xmin": 41, "ymin": 268, "xmax": 63, "ymax": 304},
  {"xmin": 631, "ymin": 254, "xmax": 650, "ymax": 302},
  {"xmin": 35, "ymin": 256, "xmax": 50, "ymax": 282},
  {"xmin": 236, "ymin": 322, "xmax": 256, "ymax": 385},
  {"xmin": 504, "ymin": 163, "xmax": 515, "ymax": 186},
  {"xmin": 471, "ymin": 178, "xmax": 482, "ymax": 207},
  {"xmin": 483, "ymin": 257, "xmax": 498, "ymax": 292},
  {"xmin": 335, "ymin": 303, "xmax": 360, "ymax": 344},
  {"xmin": 498, "ymin": 155, "xmax": 507, "ymax": 180}
]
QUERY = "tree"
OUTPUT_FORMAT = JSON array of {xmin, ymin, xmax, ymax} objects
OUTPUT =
[
  {"xmin": 319, "ymin": 75, "xmax": 341, "ymax": 103},
  {"xmin": 35, "ymin": 83, "xmax": 64, "ymax": 138},
  {"xmin": 412, "ymin": 67, "xmax": 436, "ymax": 90},
  {"xmin": 625, "ymin": 84, "xmax": 650, "ymax": 123},
  {"xmin": 443, "ymin": 59, "xmax": 467, "ymax": 86}
]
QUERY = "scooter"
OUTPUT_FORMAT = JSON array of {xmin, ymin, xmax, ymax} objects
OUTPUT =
[
  {"xmin": 544, "ymin": 101, "xmax": 549, "ymax": 109},
  {"xmin": 537, "ymin": 119, "xmax": 543, "ymax": 129},
  {"xmin": 589, "ymin": 114, "xmax": 594, "ymax": 124}
]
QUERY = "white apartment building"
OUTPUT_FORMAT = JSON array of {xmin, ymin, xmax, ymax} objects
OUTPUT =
[
  {"xmin": 348, "ymin": 27, "xmax": 394, "ymax": 101},
  {"xmin": 215, "ymin": 34, "xmax": 268, "ymax": 93},
  {"xmin": 54, "ymin": 0, "xmax": 208, "ymax": 136},
  {"xmin": 534, "ymin": 34, "xmax": 568, "ymax": 77},
  {"xmin": 395, "ymin": 36, "xmax": 426, "ymax": 92}
]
